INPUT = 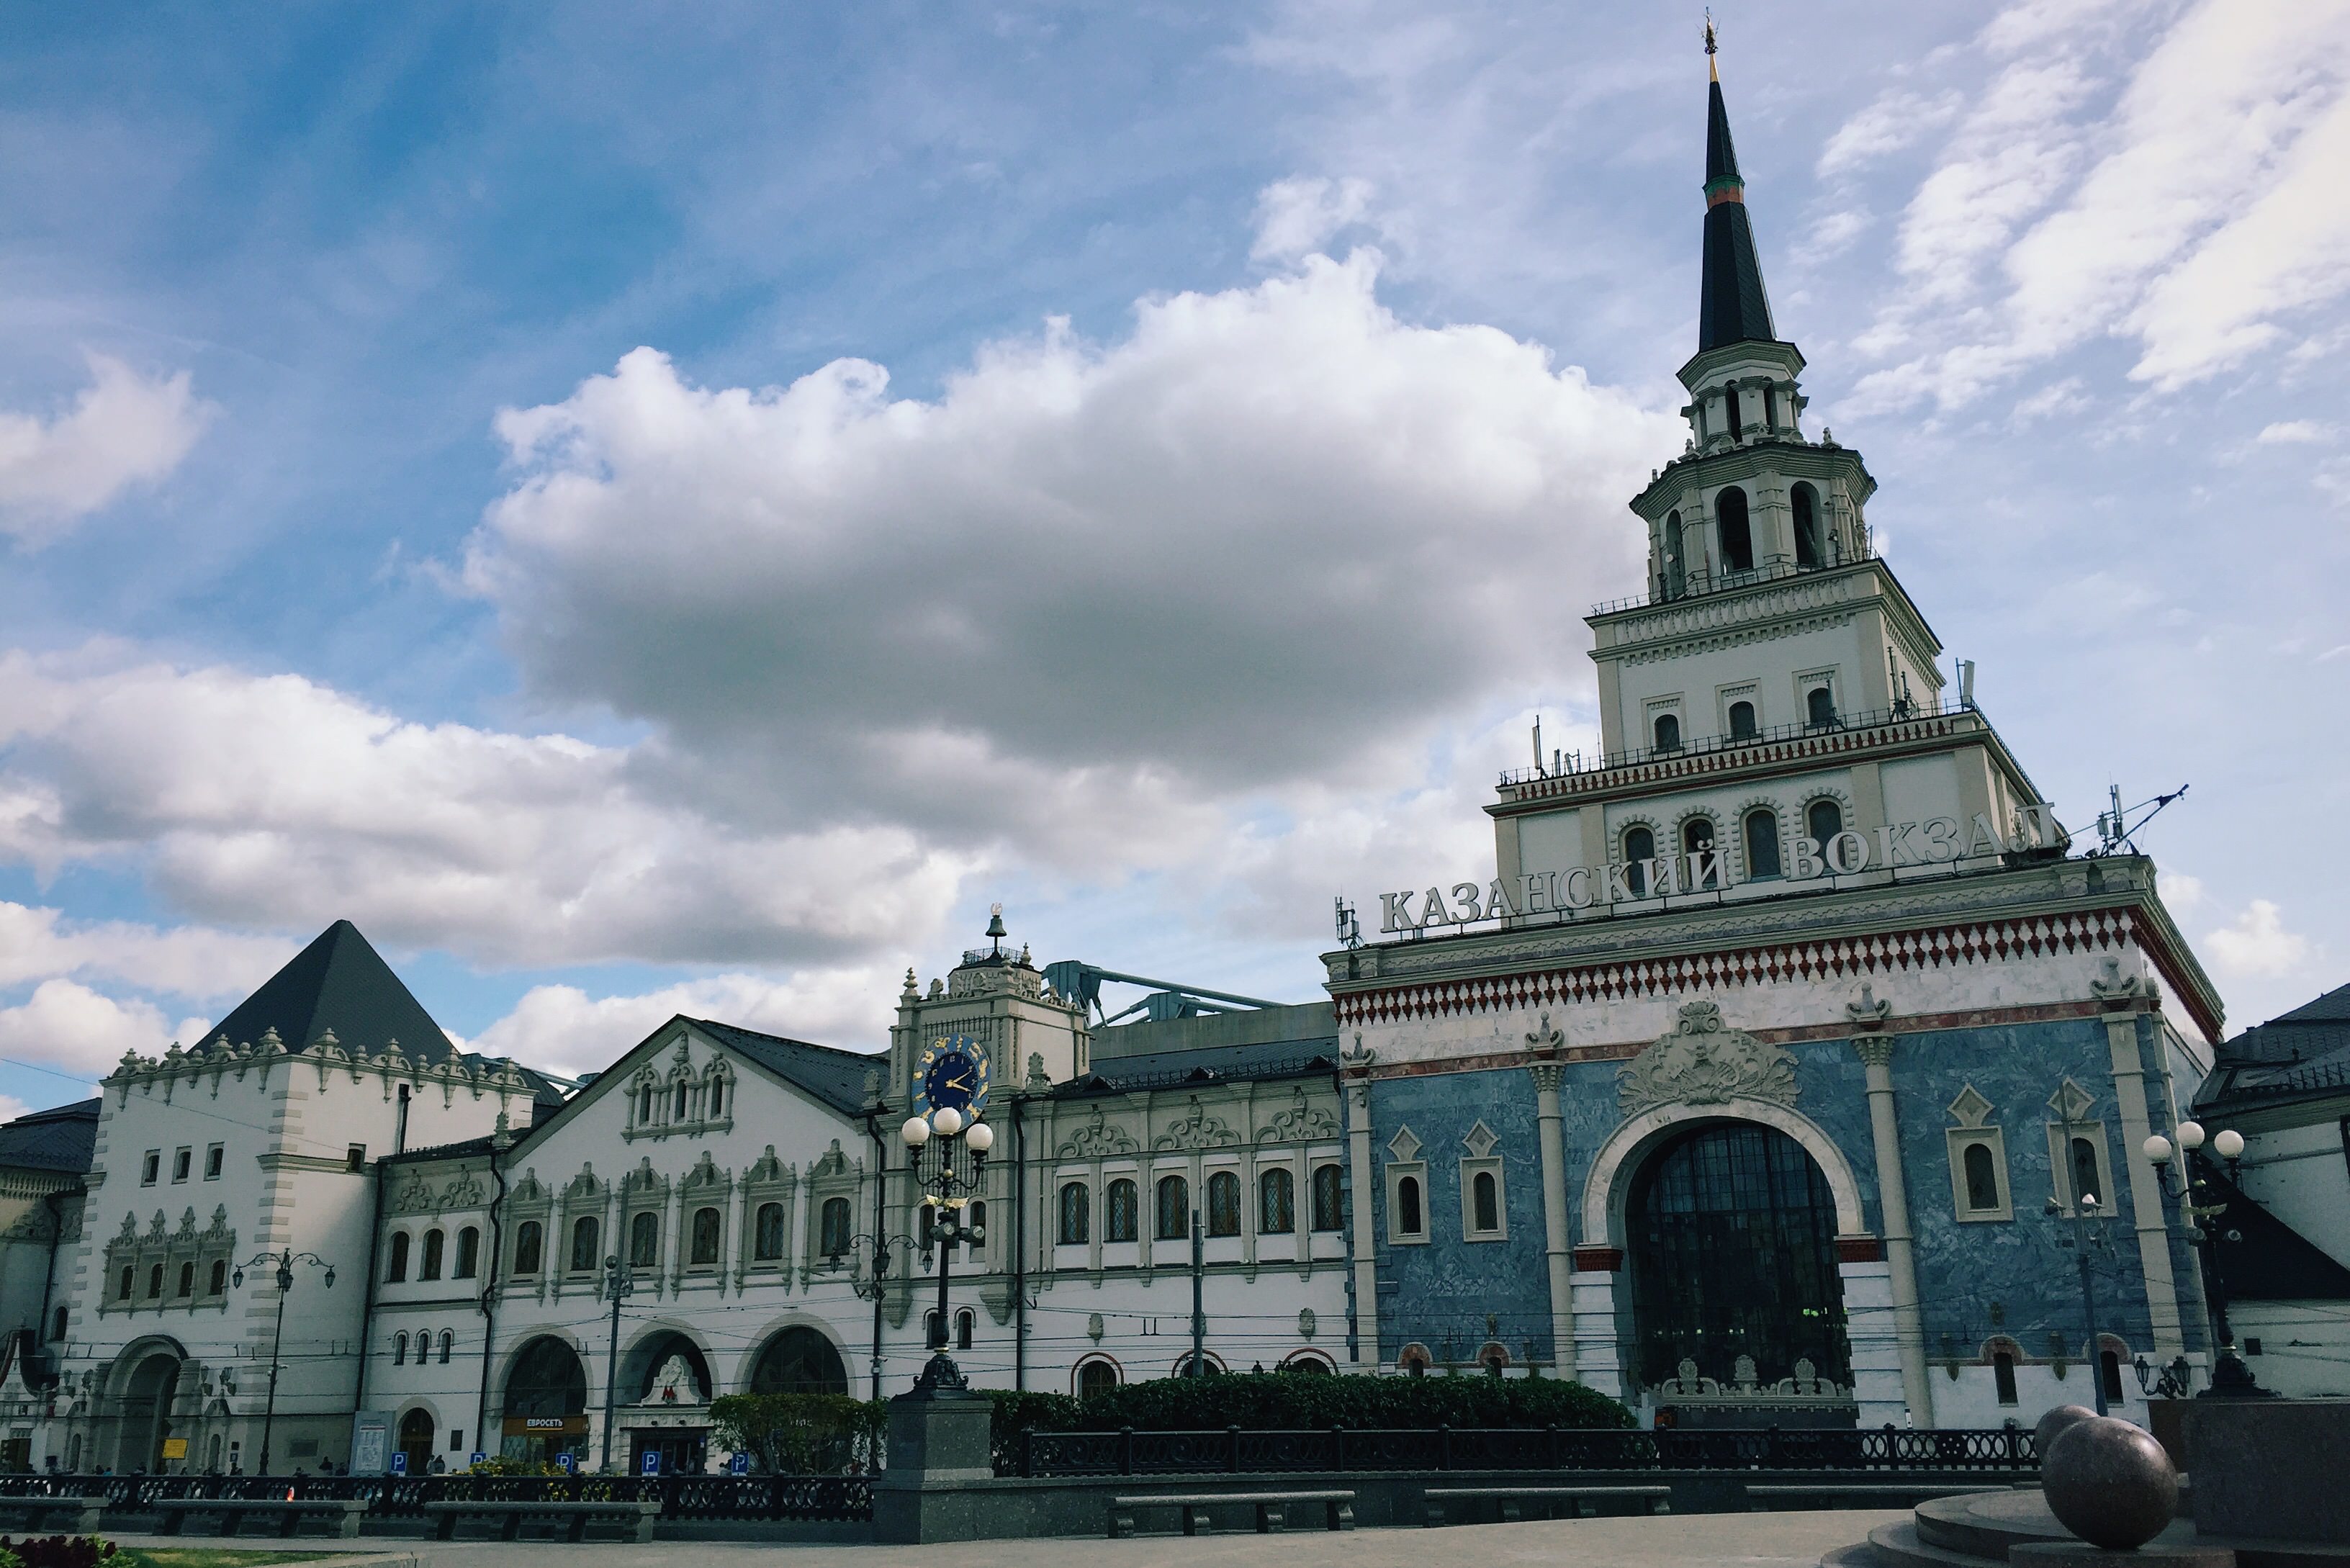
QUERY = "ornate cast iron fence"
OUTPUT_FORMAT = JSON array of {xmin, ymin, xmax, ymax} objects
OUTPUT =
[{"xmin": 0, "ymin": 1472, "xmax": 873, "ymax": 1523}]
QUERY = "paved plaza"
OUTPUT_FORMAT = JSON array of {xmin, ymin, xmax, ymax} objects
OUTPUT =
[{"xmin": 99, "ymin": 1509, "xmax": 1906, "ymax": 1568}]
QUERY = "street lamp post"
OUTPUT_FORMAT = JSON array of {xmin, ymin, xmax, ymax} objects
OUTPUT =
[
  {"xmin": 231, "ymin": 1249, "xmax": 334, "ymax": 1474},
  {"xmin": 2143, "ymin": 1121, "xmax": 2273, "ymax": 1399},
  {"xmin": 850, "ymin": 1232, "xmax": 911, "ymax": 1401},
  {"xmin": 2046, "ymin": 1101, "xmax": 2115, "ymax": 1415},
  {"xmin": 899, "ymin": 1107, "xmax": 991, "ymax": 1392},
  {"xmin": 598, "ymin": 1252, "xmax": 636, "ymax": 1473}
]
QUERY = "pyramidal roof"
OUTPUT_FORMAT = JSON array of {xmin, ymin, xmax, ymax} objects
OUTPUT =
[{"xmin": 1696, "ymin": 44, "xmax": 1777, "ymax": 353}]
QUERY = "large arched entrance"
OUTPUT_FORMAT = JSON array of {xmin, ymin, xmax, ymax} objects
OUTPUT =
[
  {"xmin": 114, "ymin": 1348, "xmax": 183, "ymax": 1472},
  {"xmin": 1625, "ymin": 1122, "xmax": 1850, "ymax": 1397},
  {"xmin": 397, "ymin": 1408, "xmax": 436, "ymax": 1475},
  {"xmin": 747, "ymin": 1327, "xmax": 847, "ymax": 1394},
  {"xmin": 620, "ymin": 1329, "xmax": 716, "ymax": 1477},
  {"xmin": 500, "ymin": 1337, "xmax": 588, "ymax": 1466}
]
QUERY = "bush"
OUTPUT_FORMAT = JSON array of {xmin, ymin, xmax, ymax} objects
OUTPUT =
[
  {"xmin": 0, "ymin": 1538, "xmax": 114, "ymax": 1568},
  {"xmin": 989, "ymin": 1371, "xmax": 1630, "ymax": 1450},
  {"xmin": 708, "ymin": 1392, "xmax": 887, "ymax": 1474}
]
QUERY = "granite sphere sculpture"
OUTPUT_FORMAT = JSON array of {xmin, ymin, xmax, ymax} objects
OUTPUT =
[
  {"xmin": 2043, "ymin": 1415, "xmax": 2179, "ymax": 1551},
  {"xmin": 2035, "ymin": 1403, "xmax": 2098, "ymax": 1464}
]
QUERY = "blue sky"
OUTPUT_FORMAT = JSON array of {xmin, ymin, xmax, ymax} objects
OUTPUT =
[{"xmin": 2, "ymin": 0, "xmax": 2344, "ymax": 1112}]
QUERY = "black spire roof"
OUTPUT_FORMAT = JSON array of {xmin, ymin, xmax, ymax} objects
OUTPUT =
[
  {"xmin": 194, "ymin": 919, "xmax": 465, "ymax": 1065},
  {"xmin": 1697, "ymin": 63, "xmax": 1776, "ymax": 353}
]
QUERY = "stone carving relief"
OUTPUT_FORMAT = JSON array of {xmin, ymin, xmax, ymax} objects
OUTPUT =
[
  {"xmin": 1152, "ymin": 1096, "xmax": 1238, "ymax": 1152},
  {"xmin": 1256, "ymin": 1087, "xmax": 1337, "ymax": 1145},
  {"xmin": 1616, "ymin": 1001, "xmax": 1796, "ymax": 1115},
  {"xmin": 1057, "ymin": 1104, "xmax": 1138, "ymax": 1159}
]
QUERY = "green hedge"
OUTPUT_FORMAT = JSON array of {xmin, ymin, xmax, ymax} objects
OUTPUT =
[{"xmin": 984, "ymin": 1371, "xmax": 1631, "ymax": 1466}]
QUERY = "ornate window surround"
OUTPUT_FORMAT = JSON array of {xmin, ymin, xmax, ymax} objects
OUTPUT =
[
  {"xmin": 1457, "ymin": 1121, "xmax": 1507, "ymax": 1242},
  {"xmin": 1943, "ymin": 1084, "xmax": 2012, "ymax": 1223},
  {"xmin": 1384, "ymin": 1126, "xmax": 1428, "ymax": 1246}
]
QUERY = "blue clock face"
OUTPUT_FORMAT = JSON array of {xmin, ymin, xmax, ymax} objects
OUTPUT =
[{"xmin": 913, "ymin": 1035, "xmax": 989, "ymax": 1117}]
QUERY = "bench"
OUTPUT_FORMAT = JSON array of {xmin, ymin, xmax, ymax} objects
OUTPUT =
[
  {"xmin": 0, "ymin": 1495, "xmax": 107, "ymax": 1533},
  {"xmin": 1745, "ymin": 1482, "xmax": 2011, "ymax": 1512},
  {"xmin": 424, "ymin": 1497, "xmax": 661, "ymax": 1543},
  {"xmin": 1107, "ymin": 1489, "xmax": 1355, "ymax": 1538},
  {"xmin": 155, "ymin": 1497, "xmax": 370, "ymax": 1538},
  {"xmin": 1423, "ymin": 1484, "xmax": 1672, "ymax": 1526}
]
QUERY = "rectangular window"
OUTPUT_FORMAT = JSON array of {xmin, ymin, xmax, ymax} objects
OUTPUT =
[
  {"xmin": 346, "ymin": 1144, "xmax": 366, "ymax": 1172},
  {"xmin": 1945, "ymin": 1128, "xmax": 2012, "ymax": 1222},
  {"xmin": 1385, "ymin": 1161, "xmax": 1428, "ymax": 1245},
  {"xmin": 204, "ymin": 1144, "xmax": 224, "ymax": 1180},
  {"xmin": 2045, "ymin": 1119, "xmax": 2116, "ymax": 1218},
  {"xmin": 141, "ymin": 1151, "xmax": 161, "ymax": 1186},
  {"xmin": 171, "ymin": 1148, "xmax": 192, "ymax": 1182},
  {"xmin": 1459, "ymin": 1158, "xmax": 1506, "ymax": 1240}
]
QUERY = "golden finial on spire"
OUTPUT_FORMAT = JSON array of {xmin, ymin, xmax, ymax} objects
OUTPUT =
[{"xmin": 1704, "ymin": 10, "xmax": 1719, "ymax": 82}]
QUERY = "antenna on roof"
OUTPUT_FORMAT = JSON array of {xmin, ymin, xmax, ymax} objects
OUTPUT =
[{"xmin": 1531, "ymin": 713, "xmax": 1544, "ymax": 773}]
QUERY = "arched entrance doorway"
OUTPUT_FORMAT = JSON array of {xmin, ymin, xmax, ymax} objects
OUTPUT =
[
  {"xmin": 748, "ymin": 1327, "xmax": 846, "ymax": 1394},
  {"xmin": 1626, "ymin": 1122, "xmax": 1850, "ymax": 1406},
  {"xmin": 621, "ymin": 1330, "xmax": 715, "ymax": 1477},
  {"xmin": 397, "ymin": 1408, "xmax": 436, "ymax": 1475},
  {"xmin": 115, "ymin": 1349, "xmax": 183, "ymax": 1472},
  {"xmin": 500, "ymin": 1337, "xmax": 588, "ymax": 1466}
]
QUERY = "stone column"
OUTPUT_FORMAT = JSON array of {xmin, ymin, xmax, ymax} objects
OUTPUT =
[
  {"xmin": 2096, "ymin": 972, "xmax": 2185, "ymax": 1357},
  {"xmin": 1528, "ymin": 1063, "xmax": 1577, "ymax": 1379},
  {"xmin": 1567, "ymin": 1248, "xmax": 1624, "ymax": 1399},
  {"xmin": 1344, "ymin": 1075, "xmax": 1380, "ymax": 1369},
  {"xmin": 1851, "ymin": 1027, "xmax": 1934, "ymax": 1425}
]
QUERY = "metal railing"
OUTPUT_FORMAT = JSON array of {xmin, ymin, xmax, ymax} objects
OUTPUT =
[
  {"xmin": 1499, "ymin": 699, "xmax": 1981, "ymax": 789},
  {"xmin": 0, "ymin": 1472, "xmax": 873, "ymax": 1523},
  {"xmin": 1588, "ymin": 531, "xmax": 1878, "ymax": 619},
  {"xmin": 1014, "ymin": 1424, "xmax": 2038, "ymax": 1478}
]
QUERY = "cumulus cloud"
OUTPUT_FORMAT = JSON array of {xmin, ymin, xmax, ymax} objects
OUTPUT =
[
  {"xmin": 0, "ymin": 978, "xmax": 209, "ymax": 1078},
  {"xmin": 2256, "ymin": 420, "xmax": 2329, "ymax": 443},
  {"xmin": 2205, "ymin": 898, "xmax": 2312, "ymax": 978},
  {"xmin": 1817, "ymin": 89, "xmax": 1964, "ymax": 179},
  {"xmin": 0, "ymin": 649, "xmax": 973, "ymax": 967},
  {"xmin": 469, "ymin": 968, "xmax": 897, "ymax": 1079},
  {"xmin": 0, "ymin": 355, "xmax": 215, "ymax": 543},
  {"xmin": 1251, "ymin": 176, "xmax": 1378, "ymax": 260},
  {"xmin": 464, "ymin": 252, "xmax": 1669, "ymax": 870},
  {"xmin": 0, "ymin": 900, "xmax": 287, "ymax": 1000}
]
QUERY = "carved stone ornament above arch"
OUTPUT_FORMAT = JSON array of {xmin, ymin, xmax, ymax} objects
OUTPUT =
[
  {"xmin": 1153, "ymin": 1096, "xmax": 1238, "ymax": 1152},
  {"xmin": 1616, "ymin": 1000, "xmax": 1797, "ymax": 1117},
  {"xmin": 1057, "ymin": 1104, "xmax": 1138, "ymax": 1160}
]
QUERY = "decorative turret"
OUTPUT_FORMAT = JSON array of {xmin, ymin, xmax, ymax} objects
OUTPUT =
[{"xmin": 1698, "ymin": 21, "xmax": 1774, "ymax": 355}]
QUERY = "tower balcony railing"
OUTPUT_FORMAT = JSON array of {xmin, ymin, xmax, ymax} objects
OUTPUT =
[
  {"xmin": 1498, "ymin": 698, "xmax": 1986, "ymax": 802},
  {"xmin": 1588, "ymin": 526, "xmax": 1876, "ymax": 618}
]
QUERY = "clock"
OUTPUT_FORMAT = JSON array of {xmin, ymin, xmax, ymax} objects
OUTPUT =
[{"xmin": 911, "ymin": 1034, "xmax": 990, "ymax": 1119}]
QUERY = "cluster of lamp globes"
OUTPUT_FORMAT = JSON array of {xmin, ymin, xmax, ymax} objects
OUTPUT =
[
  {"xmin": 2142, "ymin": 1119, "xmax": 2242, "ymax": 1168},
  {"xmin": 899, "ymin": 1105, "xmax": 994, "ymax": 1152}
]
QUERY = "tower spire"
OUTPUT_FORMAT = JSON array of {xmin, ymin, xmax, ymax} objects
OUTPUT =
[{"xmin": 1696, "ymin": 24, "xmax": 1776, "ymax": 353}]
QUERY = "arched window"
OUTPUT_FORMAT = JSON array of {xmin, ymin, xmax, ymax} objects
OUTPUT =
[
  {"xmin": 1723, "ymin": 382, "xmax": 1742, "ymax": 436},
  {"xmin": 1728, "ymin": 700, "xmax": 1757, "ymax": 739},
  {"xmin": 1963, "ymin": 1143, "xmax": 2000, "ymax": 1212},
  {"xmin": 1993, "ymin": 1350, "xmax": 2018, "ymax": 1405},
  {"xmin": 50, "ymin": 1305, "xmax": 66, "ymax": 1341},
  {"xmin": 955, "ymin": 1308, "xmax": 976, "ymax": 1351},
  {"xmin": 629, "ymin": 1211, "xmax": 659, "ymax": 1269},
  {"xmin": 1107, "ymin": 1179, "xmax": 1139, "ymax": 1243},
  {"xmin": 1482, "ymin": 1345, "xmax": 1507, "ymax": 1377},
  {"xmin": 2070, "ymin": 1137, "xmax": 2103, "ymax": 1211},
  {"xmin": 1744, "ymin": 808, "xmax": 1783, "ymax": 880},
  {"xmin": 1058, "ymin": 1182, "xmax": 1090, "ymax": 1245},
  {"xmin": 514, "ymin": 1220, "xmax": 543, "ymax": 1275},
  {"xmin": 1682, "ymin": 816, "xmax": 1714, "ymax": 857},
  {"xmin": 1311, "ymin": 1165, "xmax": 1344, "ymax": 1231},
  {"xmin": 1663, "ymin": 510, "xmax": 1685, "ymax": 598},
  {"xmin": 1806, "ymin": 685, "xmax": 1837, "ymax": 727},
  {"xmin": 1399, "ymin": 1346, "xmax": 1431, "ymax": 1377},
  {"xmin": 420, "ymin": 1228, "xmax": 445, "ymax": 1281},
  {"xmin": 1077, "ymin": 1358, "xmax": 1120, "ymax": 1400},
  {"xmin": 673, "ymin": 1081, "xmax": 689, "ymax": 1119},
  {"xmin": 923, "ymin": 1310, "xmax": 942, "ymax": 1347},
  {"xmin": 117, "ymin": 1266, "xmax": 133, "ymax": 1302},
  {"xmin": 690, "ymin": 1206, "xmax": 722, "ymax": 1265},
  {"xmin": 2099, "ymin": 1348, "xmax": 2124, "ymax": 1402},
  {"xmin": 1806, "ymin": 798, "xmax": 1842, "ymax": 847},
  {"xmin": 176, "ymin": 1261, "xmax": 194, "ymax": 1297},
  {"xmin": 1762, "ymin": 382, "xmax": 1778, "ymax": 430},
  {"xmin": 387, "ymin": 1231, "xmax": 411, "ymax": 1283},
  {"xmin": 1207, "ymin": 1171, "xmax": 1241, "ymax": 1236},
  {"xmin": 749, "ymin": 1327, "xmax": 847, "ymax": 1395},
  {"xmin": 918, "ymin": 1205, "xmax": 937, "ymax": 1252},
  {"xmin": 147, "ymin": 1263, "xmax": 163, "ymax": 1298},
  {"xmin": 1652, "ymin": 712, "xmax": 1681, "ymax": 752},
  {"xmin": 1156, "ymin": 1175, "xmax": 1190, "ymax": 1240},
  {"xmin": 968, "ymin": 1199, "xmax": 987, "ymax": 1248},
  {"xmin": 638, "ymin": 1084, "xmax": 654, "ymax": 1124},
  {"xmin": 1259, "ymin": 1168, "xmax": 1295, "ymax": 1234},
  {"xmin": 1472, "ymin": 1170, "xmax": 1500, "ymax": 1233},
  {"xmin": 1793, "ymin": 482, "xmax": 1822, "ymax": 568},
  {"xmin": 1396, "ymin": 1174, "xmax": 1423, "ymax": 1236},
  {"xmin": 755, "ymin": 1202, "xmax": 785, "ymax": 1260},
  {"xmin": 570, "ymin": 1215, "xmax": 599, "ymax": 1273},
  {"xmin": 707, "ymin": 1078, "xmax": 725, "ymax": 1119},
  {"xmin": 1623, "ymin": 824, "xmax": 1656, "ymax": 898},
  {"xmin": 820, "ymin": 1197, "xmax": 852, "ymax": 1257},
  {"xmin": 456, "ymin": 1226, "xmax": 480, "ymax": 1279},
  {"xmin": 394, "ymin": 1332, "xmax": 409, "ymax": 1366},
  {"xmin": 1716, "ymin": 486, "xmax": 1754, "ymax": 573}
]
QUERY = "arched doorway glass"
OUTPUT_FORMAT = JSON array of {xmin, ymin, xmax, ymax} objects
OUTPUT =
[
  {"xmin": 620, "ymin": 1330, "xmax": 716, "ymax": 1477},
  {"xmin": 1625, "ymin": 1122, "xmax": 1850, "ymax": 1397},
  {"xmin": 116, "ymin": 1350, "xmax": 181, "ymax": 1473},
  {"xmin": 500, "ymin": 1336, "xmax": 588, "ymax": 1466},
  {"xmin": 748, "ymin": 1327, "xmax": 847, "ymax": 1394},
  {"xmin": 397, "ymin": 1408, "xmax": 436, "ymax": 1475}
]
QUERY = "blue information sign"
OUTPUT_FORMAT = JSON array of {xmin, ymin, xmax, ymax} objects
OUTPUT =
[
  {"xmin": 470, "ymin": 1451, "xmax": 486, "ymax": 1469},
  {"xmin": 641, "ymin": 1451, "xmax": 661, "ymax": 1476},
  {"xmin": 729, "ymin": 1452, "xmax": 748, "ymax": 1475},
  {"xmin": 390, "ymin": 1452, "xmax": 407, "ymax": 1475}
]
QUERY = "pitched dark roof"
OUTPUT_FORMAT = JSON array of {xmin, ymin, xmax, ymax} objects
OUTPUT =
[
  {"xmin": 2197, "ymin": 980, "xmax": 2350, "ymax": 1112},
  {"xmin": 1055, "ymin": 1037, "xmax": 1341, "ymax": 1097},
  {"xmin": 1698, "ymin": 75, "xmax": 1777, "ymax": 353},
  {"xmin": 2194, "ymin": 1160, "xmax": 2350, "ymax": 1301},
  {"xmin": 192, "ymin": 919, "xmax": 456, "ymax": 1062},
  {"xmin": 691, "ymin": 1019, "xmax": 882, "ymax": 1117},
  {"xmin": 0, "ymin": 1098, "xmax": 99, "ymax": 1174}
]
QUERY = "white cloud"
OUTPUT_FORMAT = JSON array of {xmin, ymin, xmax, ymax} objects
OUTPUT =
[
  {"xmin": 0, "ymin": 355, "xmax": 215, "ymax": 543},
  {"xmin": 0, "ymin": 1094, "xmax": 33, "ymax": 1125},
  {"xmin": 0, "ymin": 977, "xmax": 208, "ymax": 1078},
  {"xmin": 0, "ymin": 900, "xmax": 287, "ymax": 1001},
  {"xmin": 2156, "ymin": 869, "xmax": 2204, "ymax": 915},
  {"xmin": 2256, "ymin": 419, "xmax": 2329, "ymax": 443},
  {"xmin": 469, "ymin": 968, "xmax": 896, "ymax": 1080},
  {"xmin": 1817, "ymin": 89, "xmax": 1963, "ymax": 179},
  {"xmin": 1251, "ymin": 176, "xmax": 1377, "ymax": 260},
  {"xmin": 2205, "ymin": 898, "xmax": 2312, "ymax": 978}
]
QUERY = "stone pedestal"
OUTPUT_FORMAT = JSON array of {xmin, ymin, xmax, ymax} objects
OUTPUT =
[
  {"xmin": 2182, "ymin": 1397, "xmax": 2350, "ymax": 1548},
  {"xmin": 871, "ymin": 1375, "xmax": 995, "ymax": 1544},
  {"xmin": 2012, "ymin": 1545, "xmax": 2233, "ymax": 1568}
]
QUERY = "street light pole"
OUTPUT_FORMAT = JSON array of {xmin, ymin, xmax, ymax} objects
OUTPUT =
[
  {"xmin": 2047, "ymin": 1101, "xmax": 2112, "ymax": 1415},
  {"xmin": 233, "ymin": 1248, "xmax": 334, "ymax": 1475},
  {"xmin": 1190, "ymin": 1207, "xmax": 1205, "ymax": 1377},
  {"xmin": 2143, "ymin": 1122, "xmax": 2272, "ymax": 1398},
  {"xmin": 599, "ymin": 1252, "xmax": 635, "ymax": 1474},
  {"xmin": 900, "ymin": 1107, "xmax": 990, "ymax": 1392}
]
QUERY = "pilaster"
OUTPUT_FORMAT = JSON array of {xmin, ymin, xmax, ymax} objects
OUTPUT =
[
  {"xmin": 1848, "ymin": 1004, "xmax": 1932, "ymax": 1425},
  {"xmin": 2095, "ymin": 968, "xmax": 2185, "ymax": 1357},
  {"xmin": 1526, "ymin": 1039, "xmax": 1575, "ymax": 1379},
  {"xmin": 1343, "ymin": 1065, "xmax": 1379, "ymax": 1369}
]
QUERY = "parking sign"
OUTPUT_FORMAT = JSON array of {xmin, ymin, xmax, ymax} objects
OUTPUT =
[
  {"xmin": 390, "ymin": 1452, "xmax": 407, "ymax": 1475},
  {"xmin": 641, "ymin": 1451, "xmax": 660, "ymax": 1476},
  {"xmin": 729, "ymin": 1452, "xmax": 747, "ymax": 1476}
]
